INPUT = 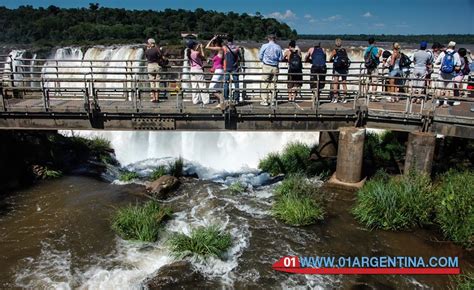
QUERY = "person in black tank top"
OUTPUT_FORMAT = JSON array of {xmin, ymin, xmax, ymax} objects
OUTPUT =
[{"xmin": 283, "ymin": 40, "xmax": 302, "ymax": 102}]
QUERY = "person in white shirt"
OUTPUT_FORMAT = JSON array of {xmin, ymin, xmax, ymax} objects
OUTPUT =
[{"xmin": 435, "ymin": 41, "xmax": 461, "ymax": 103}]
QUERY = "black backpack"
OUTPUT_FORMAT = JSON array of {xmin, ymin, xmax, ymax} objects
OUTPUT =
[
  {"xmin": 333, "ymin": 48, "xmax": 351, "ymax": 70},
  {"xmin": 364, "ymin": 46, "xmax": 378, "ymax": 69},
  {"xmin": 288, "ymin": 50, "xmax": 303, "ymax": 72},
  {"xmin": 399, "ymin": 53, "xmax": 412, "ymax": 68}
]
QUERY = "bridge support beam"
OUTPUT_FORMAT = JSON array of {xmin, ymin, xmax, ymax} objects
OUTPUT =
[
  {"xmin": 404, "ymin": 132, "xmax": 436, "ymax": 175},
  {"xmin": 326, "ymin": 127, "xmax": 366, "ymax": 191},
  {"xmin": 335, "ymin": 127, "xmax": 365, "ymax": 183}
]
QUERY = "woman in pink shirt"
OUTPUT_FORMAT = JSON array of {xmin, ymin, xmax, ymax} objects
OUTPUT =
[
  {"xmin": 187, "ymin": 41, "xmax": 209, "ymax": 105},
  {"xmin": 206, "ymin": 36, "xmax": 225, "ymax": 108}
]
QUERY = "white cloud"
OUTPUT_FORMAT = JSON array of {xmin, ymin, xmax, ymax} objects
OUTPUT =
[
  {"xmin": 267, "ymin": 10, "xmax": 297, "ymax": 21},
  {"xmin": 323, "ymin": 15, "xmax": 342, "ymax": 22},
  {"xmin": 362, "ymin": 12, "xmax": 373, "ymax": 17},
  {"xmin": 309, "ymin": 18, "xmax": 317, "ymax": 23},
  {"xmin": 374, "ymin": 23, "xmax": 385, "ymax": 28},
  {"xmin": 304, "ymin": 14, "xmax": 312, "ymax": 19}
]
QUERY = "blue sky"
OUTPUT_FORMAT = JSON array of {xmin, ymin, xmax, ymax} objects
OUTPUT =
[{"xmin": 2, "ymin": 0, "xmax": 473, "ymax": 34}]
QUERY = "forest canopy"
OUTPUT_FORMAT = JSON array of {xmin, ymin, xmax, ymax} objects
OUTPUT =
[
  {"xmin": 300, "ymin": 34, "xmax": 474, "ymax": 45},
  {"xmin": 0, "ymin": 5, "xmax": 297, "ymax": 46},
  {"xmin": 0, "ymin": 5, "xmax": 472, "ymax": 46}
]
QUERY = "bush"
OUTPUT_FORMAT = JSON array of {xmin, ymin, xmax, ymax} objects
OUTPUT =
[
  {"xmin": 119, "ymin": 171, "xmax": 140, "ymax": 182},
  {"xmin": 169, "ymin": 157, "xmax": 183, "ymax": 178},
  {"xmin": 434, "ymin": 170, "xmax": 474, "ymax": 247},
  {"xmin": 364, "ymin": 131, "xmax": 406, "ymax": 175},
  {"xmin": 353, "ymin": 171, "xmax": 433, "ymax": 230},
  {"xmin": 168, "ymin": 225, "xmax": 232, "ymax": 258},
  {"xmin": 228, "ymin": 181, "xmax": 246, "ymax": 194},
  {"xmin": 258, "ymin": 142, "xmax": 313, "ymax": 176},
  {"xmin": 272, "ymin": 174, "xmax": 324, "ymax": 226},
  {"xmin": 111, "ymin": 201, "xmax": 171, "ymax": 242},
  {"xmin": 451, "ymin": 272, "xmax": 474, "ymax": 290},
  {"xmin": 150, "ymin": 165, "xmax": 168, "ymax": 181}
]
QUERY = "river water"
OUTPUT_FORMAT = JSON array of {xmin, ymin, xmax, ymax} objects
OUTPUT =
[{"xmin": 0, "ymin": 155, "xmax": 473, "ymax": 289}]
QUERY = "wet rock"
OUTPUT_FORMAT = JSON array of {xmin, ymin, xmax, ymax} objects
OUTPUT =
[
  {"xmin": 146, "ymin": 175, "xmax": 180, "ymax": 199},
  {"xmin": 144, "ymin": 261, "xmax": 207, "ymax": 289}
]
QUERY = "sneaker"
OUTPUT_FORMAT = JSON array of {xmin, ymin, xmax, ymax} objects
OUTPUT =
[
  {"xmin": 342, "ymin": 99, "xmax": 348, "ymax": 104},
  {"xmin": 260, "ymin": 101, "xmax": 269, "ymax": 106},
  {"xmin": 453, "ymin": 101, "xmax": 461, "ymax": 106}
]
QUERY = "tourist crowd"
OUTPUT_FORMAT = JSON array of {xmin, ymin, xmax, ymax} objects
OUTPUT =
[{"xmin": 144, "ymin": 35, "xmax": 473, "ymax": 108}]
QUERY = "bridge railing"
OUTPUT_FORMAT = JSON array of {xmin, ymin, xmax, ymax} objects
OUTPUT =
[{"xmin": 1, "ymin": 58, "xmax": 473, "ymax": 123}]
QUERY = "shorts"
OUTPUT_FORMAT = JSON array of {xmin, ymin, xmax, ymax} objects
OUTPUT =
[
  {"xmin": 288, "ymin": 70, "xmax": 303, "ymax": 88},
  {"xmin": 333, "ymin": 69, "xmax": 347, "ymax": 80},
  {"xmin": 147, "ymin": 63, "xmax": 161, "ymax": 80},
  {"xmin": 367, "ymin": 67, "xmax": 379, "ymax": 76},
  {"xmin": 389, "ymin": 69, "xmax": 402, "ymax": 77}
]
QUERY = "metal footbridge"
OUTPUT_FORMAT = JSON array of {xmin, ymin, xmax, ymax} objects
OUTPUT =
[{"xmin": 1, "ymin": 56, "xmax": 473, "ymax": 138}]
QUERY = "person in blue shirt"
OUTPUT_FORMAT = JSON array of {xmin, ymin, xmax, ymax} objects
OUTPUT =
[
  {"xmin": 258, "ymin": 34, "xmax": 283, "ymax": 106},
  {"xmin": 364, "ymin": 37, "xmax": 383, "ymax": 95}
]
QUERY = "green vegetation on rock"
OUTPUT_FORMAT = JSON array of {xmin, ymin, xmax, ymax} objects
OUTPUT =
[
  {"xmin": 150, "ymin": 165, "xmax": 168, "ymax": 181},
  {"xmin": 42, "ymin": 167, "xmax": 63, "ymax": 179},
  {"xmin": 272, "ymin": 174, "xmax": 324, "ymax": 226},
  {"xmin": 119, "ymin": 171, "xmax": 140, "ymax": 182},
  {"xmin": 353, "ymin": 171, "xmax": 433, "ymax": 230},
  {"xmin": 434, "ymin": 170, "xmax": 474, "ymax": 248},
  {"xmin": 112, "ymin": 201, "xmax": 171, "ymax": 242},
  {"xmin": 168, "ymin": 225, "xmax": 232, "ymax": 259},
  {"xmin": 169, "ymin": 157, "xmax": 184, "ymax": 178},
  {"xmin": 228, "ymin": 181, "xmax": 246, "ymax": 194}
]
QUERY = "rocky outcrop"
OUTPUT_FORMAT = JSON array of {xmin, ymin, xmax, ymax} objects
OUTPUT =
[
  {"xmin": 146, "ymin": 175, "xmax": 180, "ymax": 199},
  {"xmin": 144, "ymin": 261, "xmax": 210, "ymax": 289}
]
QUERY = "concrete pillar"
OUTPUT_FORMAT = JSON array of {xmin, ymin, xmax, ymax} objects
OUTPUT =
[
  {"xmin": 317, "ymin": 131, "xmax": 339, "ymax": 158},
  {"xmin": 335, "ymin": 127, "xmax": 365, "ymax": 183},
  {"xmin": 404, "ymin": 132, "xmax": 436, "ymax": 175}
]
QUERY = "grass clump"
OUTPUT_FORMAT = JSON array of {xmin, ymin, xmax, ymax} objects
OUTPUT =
[
  {"xmin": 168, "ymin": 225, "xmax": 232, "ymax": 259},
  {"xmin": 228, "ymin": 181, "xmax": 246, "ymax": 194},
  {"xmin": 119, "ymin": 171, "xmax": 140, "ymax": 182},
  {"xmin": 434, "ymin": 170, "xmax": 474, "ymax": 248},
  {"xmin": 258, "ymin": 152, "xmax": 283, "ymax": 176},
  {"xmin": 111, "ymin": 201, "xmax": 171, "ymax": 242},
  {"xmin": 272, "ymin": 174, "xmax": 324, "ymax": 226},
  {"xmin": 353, "ymin": 171, "xmax": 433, "ymax": 230},
  {"xmin": 169, "ymin": 157, "xmax": 184, "ymax": 178},
  {"xmin": 258, "ymin": 142, "xmax": 313, "ymax": 176},
  {"xmin": 150, "ymin": 165, "xmax": 168, "ymax": 181}
]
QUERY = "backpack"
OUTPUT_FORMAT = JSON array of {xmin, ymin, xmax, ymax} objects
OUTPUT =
[
  {"xmin": 288, "ymin": 50, "xmax": 302, "ymax": 72},
  {"xmin": 441, "ymin": 51, "xmax": 456, "ymax": 74},
  {"xmin": 333, "ymin": 48, "xmax": 351, "ymax": 70},
  {"xmin": 224, "ymin": 44, "xmax": 239, "ymax": 72},
  {"xmin": 364, "ymin": 46, "xmax": 378, "ymax": 69},
  {"xmin": 399, "ymin": 53, "xmax": 412, "ymax": 68},
  {"xmin": 311, "ymin": 47, "xmax": 326, "ymax": 69},
  {"xmin": 461, "ymin": 58, "xmax": 471, "ymax": 75}
]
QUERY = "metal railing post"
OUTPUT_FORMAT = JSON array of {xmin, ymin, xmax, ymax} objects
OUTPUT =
[{"xmin": 41, "ymin": 76, "xmax": 50, "ymax": 111}]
